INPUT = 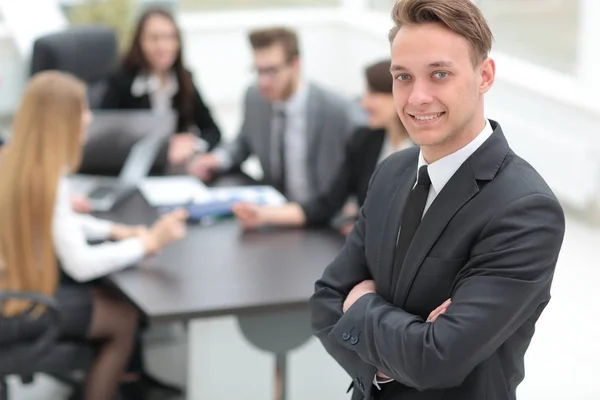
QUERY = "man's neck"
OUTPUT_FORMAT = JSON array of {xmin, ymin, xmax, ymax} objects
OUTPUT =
[
  {"xmin": 422, "ymin": 116, "xmax": 487, "ymax": 164},
  {"xmin": 279, "ymin": 74, "xmax": 301, "ymax": 102}
]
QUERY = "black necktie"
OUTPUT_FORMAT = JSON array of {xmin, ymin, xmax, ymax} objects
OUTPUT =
[
  {"xmin": 273, "ymin": 109, "xmax": 287, "ymax": 195},
  {"xmin": 394, "ymin": 165, "xmax": 431, "ymax": 272}
]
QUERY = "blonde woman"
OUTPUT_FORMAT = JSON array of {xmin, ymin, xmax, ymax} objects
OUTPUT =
[{"xmin": 0, "ymin": 71, "xmax": 187, "ymax": 400}]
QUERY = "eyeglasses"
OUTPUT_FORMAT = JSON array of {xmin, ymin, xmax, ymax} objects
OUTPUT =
[{"xmin": 251, "ymin": 63, "xmax": 290, "ymax": 78}]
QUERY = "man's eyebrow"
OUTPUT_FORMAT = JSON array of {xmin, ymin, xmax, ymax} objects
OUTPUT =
[{"xmin": 390, "ymin": 61, "xmax": 455, "ymax": 72}]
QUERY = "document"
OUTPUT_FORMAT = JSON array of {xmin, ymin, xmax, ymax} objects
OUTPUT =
[{"xmin": 138, "ymin": 176, "xmax": 209, "ymax": 206}]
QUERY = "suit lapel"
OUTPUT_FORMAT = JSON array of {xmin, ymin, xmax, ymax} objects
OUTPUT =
[
  {"xmin": 393, "ymin": 164, "xmax": 479, "ymax": 305},
  {"xmin": 377, "ymin": 164, "xmax": 416, "ymax": 301},
  {"xmin": 391, "ymin": 120, "xmax": 510, "ymax": 306}
]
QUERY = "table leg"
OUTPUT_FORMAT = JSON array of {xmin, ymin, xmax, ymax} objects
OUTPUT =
[
  {"xmin": 274, "ymin": 353, "xmax": 287, "ymax": 400},
  {"xmin": 237, "ymin": 309, "xmax": 312, "ymax": 400}
]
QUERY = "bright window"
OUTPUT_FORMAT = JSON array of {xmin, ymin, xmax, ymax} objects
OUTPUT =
[
  {"xmin": 178, "ymin": 0, "xmax": 339, "ymax": 12},
  {"xmin": 477, "ymin": 0, "xmax": 579, "ymax": 74},
  {"xmin": 368, "ymin": 0, "xmax": 580, "ymax": 75}
]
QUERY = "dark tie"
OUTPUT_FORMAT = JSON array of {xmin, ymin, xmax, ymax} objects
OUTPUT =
[
  {"xmin": 273, "ymin": 109, "xmax": 287, "ymax": 194},
  {"xmin": 394, "ymin": 166, "xmax": 431, "ymax": 273}
]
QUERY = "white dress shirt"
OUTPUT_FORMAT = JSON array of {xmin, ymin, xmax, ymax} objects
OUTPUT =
[
  {"xmin": 53, "ymin": 177, "xmax": 144, "ymax": 282},
  {"xmin": 375, "ymin": 119, "xmax": 494, "ymax": 390},
  {"xmin": 418, "ymin": 119, "xmax": 493, "ymax": 214}
]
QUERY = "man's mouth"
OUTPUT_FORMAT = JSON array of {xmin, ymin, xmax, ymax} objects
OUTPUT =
[{"xmin": 408, "ymin": 112, "xmax": 445, "ymax": 122}]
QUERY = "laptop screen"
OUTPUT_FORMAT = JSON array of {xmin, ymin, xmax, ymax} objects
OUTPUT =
[{"xmin": 119, "ymin": 133, "xmax": 166, "ymax": 186}]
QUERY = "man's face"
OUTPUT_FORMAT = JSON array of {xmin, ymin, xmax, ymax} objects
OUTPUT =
[
  {"xmin": 253, "ymin": 44, "xmax": 298, "ymax": 102},
  {"xmin": 390, "ymin": 23, "xmax": 494, "ymax": 161}
]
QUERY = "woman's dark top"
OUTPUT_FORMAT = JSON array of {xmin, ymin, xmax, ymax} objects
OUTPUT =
[
  {"xmin": 99, "ymin": 67, "xmax": 221, "ymax": 149},
  {"xmin": 300, "ymin": 127, "xmax": 387, "ymax": 226}
]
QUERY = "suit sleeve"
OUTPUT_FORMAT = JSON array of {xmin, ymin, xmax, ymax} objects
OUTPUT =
[
  {"xmin": 326, "ymin": 193, "xmax": 565, "ymax": 390},
  {"xmin": 308, "ymin": 161, "xmax": 389, "ymax": 395},
  {"xmin": 213, "ymin": 88, "xmax": 253, "ymax": 172},
  {"xmin": 300, "ymin": 132, "xmax": 356, "ymax": 226},
  {"xmin": 192, "ymin": 85, "xmax": 221, "ymax": 150}
]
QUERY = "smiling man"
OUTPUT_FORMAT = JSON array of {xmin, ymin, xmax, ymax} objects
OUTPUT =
[{"xmin": 309, "ymin": 1, "xmax": 566, "ymax": 399}]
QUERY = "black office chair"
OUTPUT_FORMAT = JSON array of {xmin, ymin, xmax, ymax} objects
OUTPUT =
[
  {"xmin": 0, "ymin": 291, "xmax": 93, "ymax": 400},
  {"xmin": 30, "ymin": 25, "xmax": 118, "ymax": 108}
]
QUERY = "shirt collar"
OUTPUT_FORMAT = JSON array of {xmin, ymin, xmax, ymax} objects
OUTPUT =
[
  {"xmin": 416, "ymin": 119, "xmax": 494, "ymax": 193},
  {"xmin": 272, "ymin": 78, "xmax": 309, "ymax": 115},
  {"xmin": 131, "ymin": 71, "xmax": 179, "ymax": 97}
]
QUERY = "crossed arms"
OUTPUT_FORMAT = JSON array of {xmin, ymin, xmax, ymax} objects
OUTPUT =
[{"xmin": 309, "ymin": 193, "xmax": 565, "ymax": 392}]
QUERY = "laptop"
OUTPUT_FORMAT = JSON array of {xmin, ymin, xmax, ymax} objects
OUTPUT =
[
  {"xmin": 78, "ymin": 110, "xmax": 176, "ymax": 176},
  {"xmin": 70, "ymin": 113, "xmax": 174, "ymax": 212}
]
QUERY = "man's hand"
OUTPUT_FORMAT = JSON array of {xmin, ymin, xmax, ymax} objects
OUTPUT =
[
  {"xmin": 375, "ymin": 298, "xmax": 451, "ymax": 382},
  {"xmin": 427, "ymin": 298, "xmax": 451, "ymax": 322},
  {"xmin": 343, "ymin": 280, "xmax": 375, "ymax": 313},
  {"xmin": 232, "ymin": 202, "xmax": 265, "ymax": 230},
  {"xmin": 187, "ymin": 153, "xmax": 220, "ymax": 182},
  {"xmin": 376, "ymin": 370, "xmax": 392, "ymax": 380},
  {"xmin": 110, "ymin": 223, "xmax": 148, "ymax": 240}
]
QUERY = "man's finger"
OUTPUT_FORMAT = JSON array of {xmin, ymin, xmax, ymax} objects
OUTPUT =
[
  {"xmin": 427, "ymin": 299, "xmax": 451, "ymax": 322},
  {"xmin": 427, "ymin": 308, "xmax": 445, "ymax": 322}
]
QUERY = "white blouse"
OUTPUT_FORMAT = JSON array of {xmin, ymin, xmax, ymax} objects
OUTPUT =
[
  {"xmin": 131, "ymin": 72, "xmax": 179, "ymax": 113},
  {"xmin": 52, "ymin": 177, "xmax": 144, "ymax": 282}
]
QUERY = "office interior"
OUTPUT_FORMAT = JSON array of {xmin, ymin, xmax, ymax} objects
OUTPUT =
[{"xmin": 0, "ymin": 0, "xmax": 599, "ymax": 399}]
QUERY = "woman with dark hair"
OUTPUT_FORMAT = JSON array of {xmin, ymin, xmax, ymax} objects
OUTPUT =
[
  {"xmin": 100, "ymin": 8, "xmax": 221, "ymax": 172},
  {"xmin": 233, "ymin": 59, "xmax": 412, "ymax": 235}
]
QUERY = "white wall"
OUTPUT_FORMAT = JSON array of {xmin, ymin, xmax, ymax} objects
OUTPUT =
[
  {"xmin": 179, "ymin": 8, "xmax": 352, "ymax": 109},
  {"xmin": 0, "ymin": 36, "xmax": 24, "ymax": 115}
]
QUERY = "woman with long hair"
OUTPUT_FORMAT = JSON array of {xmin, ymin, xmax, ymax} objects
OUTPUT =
[
  {"xmin": 232, "ymin": 59, "xmax": 412, "ymax": 234},
  {"xmin": 100, "ymin": 7, "xmax": 221, "ymax": 174},
  {"xmin": 0, "ymin": 71, "xmax": 187, "ymax": 400}
]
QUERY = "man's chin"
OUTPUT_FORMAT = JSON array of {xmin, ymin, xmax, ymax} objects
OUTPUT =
[{"xmin": 260, "ymin": 92, "xmax": 278, "ymax": 102}]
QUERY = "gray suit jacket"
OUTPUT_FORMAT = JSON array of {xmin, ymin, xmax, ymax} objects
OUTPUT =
[
  {"xmin": 309, "ymin": 121, "xmax": 565, "ymax": 400},
  {"xmin": 220, "ymin": 82, "xmax": 354, "ymax": 195}
]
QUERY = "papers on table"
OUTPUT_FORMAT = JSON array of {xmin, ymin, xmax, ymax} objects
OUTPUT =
[
  {"xmin": 138, "ymin": 176, "xmax": 287, "ymax": 208},
  {"xmin": 194, "ymin": 185, "xmax": 287, "ymax": 206},
  {"xmin": 137, "ymin": 176, "xmax": 209, "ymax": 206}
]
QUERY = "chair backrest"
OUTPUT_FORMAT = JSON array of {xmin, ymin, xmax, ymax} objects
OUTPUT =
[
  {"xmin": 30, "ymin": 26, "xmax": 118, "ymax": 108},
  {"xmin": 30, "ymin": 25, "xmax": 118, "ymax": 83}
]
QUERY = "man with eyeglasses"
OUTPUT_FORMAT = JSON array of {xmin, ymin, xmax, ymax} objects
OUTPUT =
[{"xmin": 188, "ymin": 27, "xmax": 354, "ymax": 203}]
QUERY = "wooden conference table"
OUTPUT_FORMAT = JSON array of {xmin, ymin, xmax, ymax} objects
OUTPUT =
[{"xmin": 99, "ymin": 175, "xmax": 345, "ymax": 400}]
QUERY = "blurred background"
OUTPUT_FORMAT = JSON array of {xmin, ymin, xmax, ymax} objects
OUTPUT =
[{"xmin": 0, "ymin": 0, "xmax": 599, "ymax": 399}]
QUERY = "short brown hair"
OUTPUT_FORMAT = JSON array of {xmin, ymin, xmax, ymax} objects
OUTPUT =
[
  {"xmin": 388, "ymin": 0, "xmax": 493, "ymax": 65},
  {"xmin": 248, "ymin": 27, "xmax": 300, "ymax": 62}
]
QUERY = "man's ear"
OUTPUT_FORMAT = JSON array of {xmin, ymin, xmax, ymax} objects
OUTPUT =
[{"xmin": 479, "ymin": 57, "xmax": 495, "ymax": 94}]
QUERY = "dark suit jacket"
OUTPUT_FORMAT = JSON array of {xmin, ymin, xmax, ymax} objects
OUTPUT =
[
  {"xmin": 300, "ymin": 127, "xmax": 385, "ymax": 226},
  {"xmin": 99, "ymin": 67, "xmax": 221, "ymax": 149},
  {"xmin": 309, "ymin": 121, "xmax": 565, "ymax": 400}
]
